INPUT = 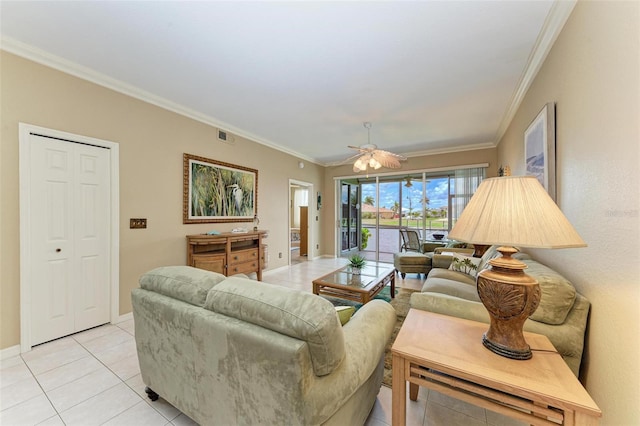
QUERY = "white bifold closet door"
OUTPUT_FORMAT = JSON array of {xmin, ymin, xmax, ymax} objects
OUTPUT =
[{"xmin": 28, "ymin": 134, "xmax": 111, "ymax": 346}]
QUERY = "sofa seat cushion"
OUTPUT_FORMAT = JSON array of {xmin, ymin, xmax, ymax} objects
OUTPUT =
[
  {"xmin": 421, "ymin": 277, "xmax": 481, "ymax": 302},
  {"xmin": 205, "ymin": 277, "xmax": 345, "ymax": 377},
  {"xmin": 139, "ymin": 266, "xmax": 226, "ymax": 307}
]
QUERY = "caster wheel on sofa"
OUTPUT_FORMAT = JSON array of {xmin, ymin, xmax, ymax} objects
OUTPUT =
[{"xmin": 145, "ymin": 386, "xmax": 159, "ymax": 401}]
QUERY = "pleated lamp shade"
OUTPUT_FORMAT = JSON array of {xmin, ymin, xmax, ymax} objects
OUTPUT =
[{"xmin": 448, "ymin": 176, "xmax": 586, "ymax": 249}]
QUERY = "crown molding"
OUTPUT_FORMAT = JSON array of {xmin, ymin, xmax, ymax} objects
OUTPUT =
[
  {"xmin": 2, "ymin": 0, "xmax": 572, "ymax": 170},
  {"xmin": 323, "ymin": 141, "xmax": 496, "ymax": 168},
  {"xmin": 402, "ymin": 141, "xmax": 497, "ymax": 159},
  {"xmin": 0, "ymin": 36, "xmax": 320, "ymax": 165},
  {"xmin": 494, "ymin": 0, "xmax": 577, "ymax": 144}
]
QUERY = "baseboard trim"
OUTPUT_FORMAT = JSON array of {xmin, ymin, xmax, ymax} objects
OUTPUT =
[
  {"xmin": 116, "ymin": 312, "xmax": 133, "ymax": 324},
  {"xmin": 1, "ymin": 314, "xmax": 133, "ymax": 359},
  {"xmin": 263, "ymin": 265, "xmax": 290, "ymax": 276},
  {"xmin": 1, "ymin": 345, "xmax": 21, "ymax": 360}
]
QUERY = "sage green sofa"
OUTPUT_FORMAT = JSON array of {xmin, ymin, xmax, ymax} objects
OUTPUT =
[
  {"xmin": 132, "ymin": 266, "xmax": 396, "ymax": 426},
  {"xmin": 410, "ymin": 246, "xmax": 590, "ymax": 377}
]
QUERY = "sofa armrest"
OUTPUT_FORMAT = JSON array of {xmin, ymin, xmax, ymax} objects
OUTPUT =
[
  {"xmin": 304, "ymin": 300, "xmax": 396, "ymax": 421},
  {"xmin": 342, "ymin": 300, "xmax": 396, "ymax": 359},
  {"xmin": 433, "ymin": 247, "xmax": 476, "ymax": 255},
  {"xmin": 422, "ymin": 242, "xmax": 446, "ymax": 253}
]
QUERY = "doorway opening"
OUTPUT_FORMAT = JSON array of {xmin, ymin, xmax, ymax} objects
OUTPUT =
[{"xmin": 289, "ymin": 180, "xmax": 313, "ymax": 265}]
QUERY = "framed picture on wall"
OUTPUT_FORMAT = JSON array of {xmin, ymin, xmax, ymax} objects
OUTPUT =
[
  {"xmin": 524, "ymin": 102, "xmax": 556, "ymax": 201},
  {"xmin": 183, "ymin": 153, "xmax": 258, "ymax": 223}
]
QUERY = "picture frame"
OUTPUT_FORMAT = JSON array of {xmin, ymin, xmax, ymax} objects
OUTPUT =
[
  {"xmin": 183, "ymin": 153, "xmax": 258, "ymax": 223},
  {"xmin": 524, "ymin": 102, "xmax": 556, "ymax": 201}
]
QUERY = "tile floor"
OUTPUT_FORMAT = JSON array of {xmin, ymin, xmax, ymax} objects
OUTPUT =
[{"xmin": 1, "ymin": 257, "xmax": 524, "ymax": 425}]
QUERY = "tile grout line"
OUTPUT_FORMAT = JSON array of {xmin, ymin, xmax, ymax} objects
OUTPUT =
[{"xmin": 11, "ymin": 322, "xmax": 142, "ymax": 424}]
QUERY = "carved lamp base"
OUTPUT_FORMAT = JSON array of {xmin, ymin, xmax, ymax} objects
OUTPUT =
[{"xmin": 476, "ymin": 246, "xmax": 541, "ymax": 360}]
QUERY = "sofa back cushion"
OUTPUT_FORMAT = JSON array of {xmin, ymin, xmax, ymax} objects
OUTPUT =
[
  {"xmin": 205, "ymin": 277, "xmax": 345, "ymax": 377},
  {"xmin": 513, "ymin": 254, "xmax": 577, "ymax": 325},
  {"xmin": 477, "ymin": 245, "xmax": 502, "ymax": 272},
  {"xmin": 139, "ymin": 266, "xmax": 226, "ymax": 307},
  {"xmin": 481, "ymin": 250, "xmax": 577, "ymax": 325}
]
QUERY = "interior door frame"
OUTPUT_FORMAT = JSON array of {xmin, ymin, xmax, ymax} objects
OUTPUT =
[
  {"xmin": 18, "ymin": 123, "xmax": 120, "ymax": 352},
  {"xmin": 288, "ymin": 179, "xmax": 314, "ymax": 264}
]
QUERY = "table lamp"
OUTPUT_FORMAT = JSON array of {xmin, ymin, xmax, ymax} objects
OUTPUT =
[{"xmin": 448, "ymin": 175, "xmax": 586, "ymax": 360}]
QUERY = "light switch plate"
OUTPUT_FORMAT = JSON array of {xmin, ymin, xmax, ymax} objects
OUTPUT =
[{"xmin": 130, "ymin": 218, "xmax": 147, "ymax": 229}]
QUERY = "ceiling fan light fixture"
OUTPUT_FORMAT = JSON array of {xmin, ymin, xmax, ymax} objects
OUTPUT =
[
  {"xmin": 353, "ymin": 157, "xmax": 368, "ymax": 172},
  {"xmin": 369, "ymin": 156, "xmax": 381, "ymax": 169},
  {"xmin": 347, "ymin": 122, "xmax": 407, "ymax": 173}
]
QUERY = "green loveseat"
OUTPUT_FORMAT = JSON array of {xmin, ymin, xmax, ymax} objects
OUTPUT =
[
  {"xmin": 410, "ymin": 246, "xmax": 590, "ymax": 377},
  {"xmin": 132, "ymin": 266, "xmax": 396, "ymax": 425}
]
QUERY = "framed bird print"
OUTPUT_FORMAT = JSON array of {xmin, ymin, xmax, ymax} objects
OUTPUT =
[{"xmin": 183, "ymin": 153, "xmax": 258, "ymax": 224}]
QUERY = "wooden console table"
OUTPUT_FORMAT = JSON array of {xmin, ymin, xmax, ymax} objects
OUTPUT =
[
  {"xmin": 391, "ymin": 310, "xmax": 601, "ymax": 426},
  {"xmin": 186, "ymin": 230, "xmax": 267, "ymax": 280}
]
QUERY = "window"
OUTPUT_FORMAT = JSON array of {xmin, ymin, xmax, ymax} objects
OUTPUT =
[{"xmin": 337, "ymin": 165, "xmax": 486, "ymax": 262}]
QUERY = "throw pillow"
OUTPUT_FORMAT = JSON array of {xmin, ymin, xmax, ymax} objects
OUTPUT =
[
  {"xmin": 335, "ymin": 306, "xmax": 356, "ymax": 326},
  {"xmin": 448, "ymin": 254, "xmax": 481, "ymax": 277},
  {"xmin": 445, "ymin": 240, "xmax": 471, "ymax": 249}
]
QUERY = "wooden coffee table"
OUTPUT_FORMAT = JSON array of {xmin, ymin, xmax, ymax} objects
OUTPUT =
[
  {"xmin": 312, "ymin": 262, "xmax": 395, "ymax": 304},
  {"xmin": 392, "ymin": 310, "xmax": 601, "ymax": 426}
]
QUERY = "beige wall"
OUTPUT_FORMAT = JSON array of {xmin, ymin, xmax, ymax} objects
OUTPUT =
[
  {"xmin": 0, "ymin": 52, "xmax": 324, "ymax": 349},
  {"xmin": 496, "ymin": 2, "xmax": 639, "ymax": 424},
  {"xmin": 321, "ymin": 148, "xmax": 498, "ymax": 254}
]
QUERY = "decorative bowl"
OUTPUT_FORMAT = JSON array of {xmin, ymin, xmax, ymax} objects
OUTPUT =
[{"xmin": 432, "ymin": 233, "xmax": 445, "ymax": 240}]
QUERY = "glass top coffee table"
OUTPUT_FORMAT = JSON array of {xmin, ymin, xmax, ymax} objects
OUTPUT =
[{"xmin": 312, "ymin": 262, "xmax": 395, "ymax": 304}]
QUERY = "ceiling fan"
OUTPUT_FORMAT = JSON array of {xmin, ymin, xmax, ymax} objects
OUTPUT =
[{"xmin": 348, "ymin": 122, "xmax": 407, "ymax": 173}]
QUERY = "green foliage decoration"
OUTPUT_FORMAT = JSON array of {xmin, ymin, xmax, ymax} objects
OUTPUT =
[
  {"xmin": 361, "ymin": 228, "xmax": 371, "ymax": 249},
  {"xmin": 348, "ymin": 254, "xmax": 367, "ymax": 269}
]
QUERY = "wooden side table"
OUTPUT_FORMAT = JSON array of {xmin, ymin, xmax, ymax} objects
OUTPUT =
[{"xmin": 391, "ymin": 310, "xmax": 601, "ymax": 426}]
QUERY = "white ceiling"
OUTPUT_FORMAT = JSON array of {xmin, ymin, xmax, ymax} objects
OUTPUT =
[{"xmin": 0, "ymin": 1, "xmax": 573, "ymax": 166}]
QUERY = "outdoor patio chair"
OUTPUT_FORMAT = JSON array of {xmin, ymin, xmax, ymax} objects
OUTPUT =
[{"xmin": 399, "ymin": 228, "xmax": 422, "ymax": 252}]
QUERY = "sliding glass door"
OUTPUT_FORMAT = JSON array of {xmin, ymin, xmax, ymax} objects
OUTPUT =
[
  {"xmin": 337, "ymin": 167, "xmax": 485, "ymax": 263},
  {"xmin": 340, "ymin": 182, "xmax": 359, "ymax": 252},
  {"xmin": 359, "ymin": 179, "xmax": 403, "ymax": 262}
]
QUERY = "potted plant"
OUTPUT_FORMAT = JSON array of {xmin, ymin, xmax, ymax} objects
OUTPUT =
[{"xmin": 348, "ymin": 254, "xmax": 367, "ymax": 275}]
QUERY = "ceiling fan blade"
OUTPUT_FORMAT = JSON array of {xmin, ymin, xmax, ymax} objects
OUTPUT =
[
  {"xmin": 374, "ymin": 149, "xmax": 407, "ymax": 160},
  {"xmin": 343, "ymin": 152, "xmax": 365, "ymax": 163},
  {"xmin": 373, "ymin": 150, "xmax": 407, "ymax": 168},
  {"xmin": 348, "ymin": 145, "xmax": 370, "ymax": 153}
]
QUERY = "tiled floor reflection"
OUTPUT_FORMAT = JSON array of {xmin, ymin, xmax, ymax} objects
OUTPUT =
[{"xmin": 1, "ymin": 258, "xmax": 524, "ymax": 425}]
